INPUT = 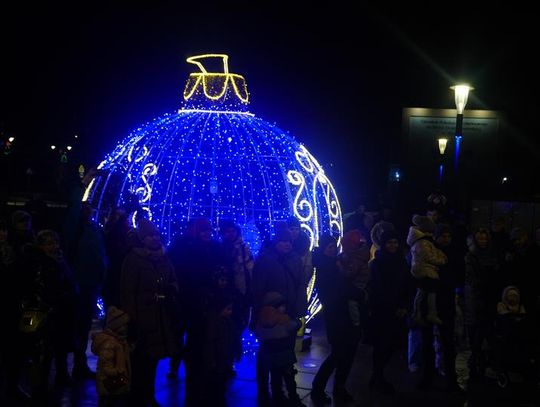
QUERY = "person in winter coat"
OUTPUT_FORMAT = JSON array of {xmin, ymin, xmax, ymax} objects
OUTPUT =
[
  {"xmin": 219, "ymin": 219, "xmax": 254, "ymax": 364},
  {"xmin": 252, "ymin": 224, "xmax": 306, "ymax": 404},
  {"xmin": 492, "ymin": 286, "xmax": 539, "ymax": 387},
  {"xmin": 103, "ymin": 207, "xmax": 132, "ymax": 309},
  {"xmin": 463, "ymin": 227, "xmax": 502, "ymax": 378},
  {"xmin": 63, "ymin": 200, "xmax": 107, "ymax": 379},
  {"xmin": 367, "ymin": 230, "xmax": 409, "ymax": 395},
  {"xmin": 255, "ymin": 291, "xmax": 304, "ymax": 406},
  {"xmin": 337, "ymin": 229, "xmax": 370, "ymax": 330},
  {"xmin": 407, "ymin": 214, "xmax": 447, "ymax": 326},
  {"xmin": 166, "ymin": 217, "xmax": 227, "ymax": 404},
  {"xmin": 202, "ymin": 293, "xmax": 235, "ymax": 406},
  {"xmin": 433, "ymin": 223, "xmax": 464, "ymax": 392},
  {"xmin": 369, "ymin": 220, "xmax": 396, "ymax": 260},
  {"xmin": 19, "ymin": 230, "xmax": 78, "ymax": 403},
  {"xmin": 120, "ymin": 218, "xmax": 180, "ymax": 407},
  {"xmin": 91, "ymin": 306, "xmax": 131, "ymax": 407},
  {"xmin": 286, "ymin": 216, "xmax": 313, "ymax": 282},
  {"xmin": 311, "ymin": 234, "xmax": 357, "ymax": 404},
  {"xmin": 507, "ymin": 227, "xmax": 540, "ymax": 316}
]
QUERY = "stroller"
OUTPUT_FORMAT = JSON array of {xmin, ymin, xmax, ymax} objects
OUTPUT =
[{"xmin": 483, "ymin": 287, "xmax": 539, "ymax": 389}]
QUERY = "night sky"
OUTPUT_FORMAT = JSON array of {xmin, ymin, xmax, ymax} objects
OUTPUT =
[{"xmin": 1, "ymin": 4, "xmax": 538, "ymax": 209}]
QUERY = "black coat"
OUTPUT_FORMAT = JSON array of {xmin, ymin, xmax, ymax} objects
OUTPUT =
[
  {"xmin": 313, "ymin": 251, "xmax": 351, "ymax": 345},
  {"xmin": 120, "ymin": 247, "xmax": 179, "ymax": 360},
  {"xmin": 367, "ymin": 249, "xmax": 409, "ymax": 347},
  {"xmin": 19, "ymin": 245, "xmax": 78, "ymax": 352},
  {"xmin": 252, "ymin": 247, "xmax": 306, "ymax": 320},
  {"xmin": 167, "ymin": 236, "xmax": 228, "ymax": 322}
]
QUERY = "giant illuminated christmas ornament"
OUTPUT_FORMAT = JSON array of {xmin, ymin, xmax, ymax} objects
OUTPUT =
[{"xmin": 83, "ymin": 54, "xmax": 343, "ymax": 319}]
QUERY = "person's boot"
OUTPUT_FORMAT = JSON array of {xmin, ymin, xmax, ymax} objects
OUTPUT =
[
  {"xmin": 369, "ymin": 375, "xmax": 396, "ymax": 395},
  {"xmin": 310, "ymin": 387, "xmax": 331, "ymax": 405},
  {"xmin": 426, "ymin": 313, "xmax": 443, "ymax": 326},
  {"xmin": 6, "ymin": 385, "xmax": 31, "ymax": 402},
  {"xmin": 257, "ymin": 384, "xmax": 271, "ymax": 406},
  {"xmin": 72, "ymin": 363, "xmax": 97, "ymax": 380},
  {"xmin": 287, "ymin": 393, "xmax": 306, "ymax": 406},
  {"xmin": 333, "ymin": 384, "xmax": 354, "ymax": 402}
]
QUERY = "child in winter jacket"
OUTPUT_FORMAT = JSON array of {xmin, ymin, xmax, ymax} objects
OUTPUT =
[
  {"xmin": 407, "ymin": 215, "xmax": 448, "ymax": 325},
  {"xmin": 255, "ymin": 291, "xmax": 303, "ymax": 406},
  {"xmin": 91, "ymin": 306, "xmax": 131, "ymax": 407}
]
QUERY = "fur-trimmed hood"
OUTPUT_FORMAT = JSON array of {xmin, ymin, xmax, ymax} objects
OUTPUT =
[{"xmin": 406, "ymin": 226, "xmax": 432, "ymax": 247}]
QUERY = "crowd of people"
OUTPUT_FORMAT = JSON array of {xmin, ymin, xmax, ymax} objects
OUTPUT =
[{"xmin": 1, "ymin": 187, "xmax": 540, "ymax": 407}]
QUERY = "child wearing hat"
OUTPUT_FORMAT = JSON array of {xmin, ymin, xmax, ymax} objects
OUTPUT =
[
  {"xmin": 255, "ymin": 291, "xmax": 303, "ymax": 406},
  {"xmin": 91, "ymin": 306, "xmax": 131, "ymax": 407},
  {"xmin": 407, "ymin": 215, "xmax": 448, "ymax": 326}
]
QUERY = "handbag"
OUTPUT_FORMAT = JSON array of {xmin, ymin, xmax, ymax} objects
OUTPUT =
[
  {"xmin": 103, "ymin": 373, "xmax": 129, "ymax": 393},
  {"xmin": 19, "ymin": 307, "xmax": 49, "ymax": 334}
]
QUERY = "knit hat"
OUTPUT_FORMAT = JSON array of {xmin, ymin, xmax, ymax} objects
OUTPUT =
[
  {"xmin": 435, "ymin": 223, "xmax": 452, "ymax": 239},
  {"xmin": 105, "ymin": 306, "xmax": 130, "ymax": 333},
  {"xmin": 219, "ymin": 218, "xmax": 240, "ymax": 235},
  {"xmin": 286, "ymin": 216, "xmax": 301, "ymax": 228},
  {"xmin": 274, "ymin": 221, "xmax": 292, "ymax": 242},
  {"xmin": 370, "ymin": 221, "xmax": 395, "ymax": 248},
  {"xmin": 262, "ymin": 291, "xmax": 286, "ymax": 307},
  {"xmin": 412, "ymin": 214, "xmax": 436, "ymax": 234},
  {"xmin": 427, "ymin": 192, "xmax": 447, "ymax": 207},
  {"xmin": 510, "ymin": 227, "xmax": 527, "ymax": 241},
  {"xmin": 11, "ymin": 210, "xmax": 31, "ymax": 225},
  {"xmin": 136, "ymin": 218, "xmax": 160, "ymax": 241},
  {"xmin": 186, "ymin": 217, "xmax": 213, "ymax": 238},
  {"xmin": 380, "ymin": 229, "xmax": 399, "ymax": 246},
  {"xmin": 317, "ymin": 234, "xmax": 337, "ymax": 251},
  {"xmin": 341, "ymin": 229, "xmax": 365, "ymax": 252}
]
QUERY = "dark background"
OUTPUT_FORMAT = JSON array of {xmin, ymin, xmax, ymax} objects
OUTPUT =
[{"xmin": 1, "ymin": 3, "xmax": 539, "ymax": 213}]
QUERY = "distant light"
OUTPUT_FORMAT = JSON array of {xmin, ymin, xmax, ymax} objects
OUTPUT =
[
  {"xmin": 438, "ymin": 137, "xmax": 448, "ymax": 155},
  {"xmin": 50, "ymin": 145, "xmax": 56, "ymax": 150},
  {"xmin": 74, "ymin": 134, "xmax": 79, "ymax": 139},
  {"xmin": 395, "ymin": 171, "xmax": 400, "ymax": 179},
  {"xmin": 8, "ymin": 137, "xmax": 15, "ymax": 142},
  {"xmin": 502, "ymin": 177, "xmax": 508, "ymax": 184},
  {"xmin": 67, "ymin": 145, "xmax": 72, "ymax": 151},
  {"xmin": 227, "ymin": 137, "xmax": 232, "ymax": 143}
]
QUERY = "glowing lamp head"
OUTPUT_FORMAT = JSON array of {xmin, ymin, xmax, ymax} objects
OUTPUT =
[
  {"xmin": 8, "ymin": 137, "xmax": 15, "ymax": 143},
  {"xmin": 438, "ymin": 137, "xmax": 448, "ymax": 155},
  {"xmin": 450, "ymin": 84, "xmax": 473, "ymax": 114},
  {"xmin": 50, "ymin": 145, "xmax": 56, "ymax": 150}
]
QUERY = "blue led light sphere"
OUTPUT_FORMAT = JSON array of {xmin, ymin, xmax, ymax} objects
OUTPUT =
[{"xmin": 83, "ymin": 54, "xmax": 343, "ymax": 254}]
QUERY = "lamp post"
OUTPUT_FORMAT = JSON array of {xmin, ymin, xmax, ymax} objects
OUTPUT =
[
  {"xmin": 450, "ymin": 84, "xmax": 473, "ymax": 172},
  {"xmin": 437, "ymin": 137, "xmax": 448, "ymax": 184}
]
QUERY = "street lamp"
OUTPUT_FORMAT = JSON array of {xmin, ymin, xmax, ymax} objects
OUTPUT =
[
  {"xmin": 438, "ymin": 137, "xmax": 448, "ymax": 155},
  {"xmin": 437, "ymin": 137, "xmax": 448, "ymax": 184},
  {"xmin": 450, "ymin": 84, "xmax": 473, "ymax": 171}
]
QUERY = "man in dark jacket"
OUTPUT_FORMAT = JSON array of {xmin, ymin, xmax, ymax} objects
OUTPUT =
[
  {"xmin": 434, "ymin": 224, "xmax": 464, "ymax": 392},
  {"xmin": 63, "ymin": 202, "xmax": 107, "ymax": 379},
  {"xmin": 252, "ymin": 223, "xmax": 307, "ymax": 403},
  {"xmin": 120, "ymin": 218, "xmax": 179, "ymax": 407},
  {"xmin": 166, "ymin": 217, "xmax": 228, "ymax": 404}
]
